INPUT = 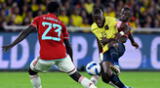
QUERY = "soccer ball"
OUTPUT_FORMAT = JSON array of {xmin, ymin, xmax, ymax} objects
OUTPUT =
[{"xmin": 86, "ymin": 61, "xmax": 101, "ymax": 75}]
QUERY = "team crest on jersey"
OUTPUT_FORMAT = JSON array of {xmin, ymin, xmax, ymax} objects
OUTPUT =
[{"xmin": 105, "ymin": 25, "xmax": 109, "ymax": 30}]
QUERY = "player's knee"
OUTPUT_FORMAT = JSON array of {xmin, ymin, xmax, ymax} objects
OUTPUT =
[{"xmin": 28, "ymin": 67, "xmax": 38, "ymax": 75}]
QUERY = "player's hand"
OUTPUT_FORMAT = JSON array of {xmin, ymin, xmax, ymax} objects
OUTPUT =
[
  {"xmin": 132, "ymin": 42, "xmax": 139, "ymax": 49},
  {"xmin": 101, "ymin": 37, "xmax": 117, "ymax": 45},
  {"xmin": 118, "ymin": 36, "xmax": 127, "ymax": 43},
  {"xmin": 100, "ymin": 37, "xmax": 109, "ymax": 45},
  {"xmin": 2, "ymin": 45, "xmax": 13, "ymax": 52}
]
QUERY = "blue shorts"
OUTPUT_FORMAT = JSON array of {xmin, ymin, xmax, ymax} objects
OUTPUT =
[{"xmin": 103, "ymin": 43, "xmax": 125, "ymax": 65}]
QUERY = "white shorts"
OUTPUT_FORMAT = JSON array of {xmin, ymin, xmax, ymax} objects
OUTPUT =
[{"xmin": 30, "ymin": 55, "xmax": 77, "ymax": 74}]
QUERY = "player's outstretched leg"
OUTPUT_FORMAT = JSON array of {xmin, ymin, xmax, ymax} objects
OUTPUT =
[
  {"xmin": 101, "ymin": 61, "xmax": 128, "ymax": 88},
  {"xmin": 109, "ymin": 47, "xmax": 121, "ymax": 75},
  {"xmin": 28, "ymin": 58, "xmax": 43, "ymax": 88},
  {"xmin": 28, "ymin": 68, "xmax": 42, "ymax": 88},
  {"xmin": 57, "ymin": 55, "xmax": 97, "ymax": 88},
  {"xmin": 90, "ymin": 75, "xmax": 99, "ymax": 84},
  {"xmin": 69, "ymin": 71, "xmax": 97, "ymax": 88}
]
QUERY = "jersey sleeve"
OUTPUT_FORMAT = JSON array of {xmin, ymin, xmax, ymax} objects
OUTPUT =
[
  {"xmin": 116, "ymin": 20, "xmax": 122, "ymax": 29},
  {"xmin": 30, "ymin": 16, "xmax": 40, "ymax": 28},
  {"xmin": 91, "ymin": 23, "xmax": 96, "ymax": 32},
  {"xmin": 116, "ymin": 21, "xmax": 131, "ymax": 37},
  {"xmin": 61, "ymin": 23, "xmax": 69, "ymax": 40}
]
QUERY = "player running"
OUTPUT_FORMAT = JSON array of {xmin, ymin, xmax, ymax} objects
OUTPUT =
[
  {"xmin": 2, "ymin": 2, "xmax": 97, "ymax": 88},
  {"xmin": 109, "ymin": 7, "xmax": 139, "ymax": 74},
  {"xmin": 90, "ymin": 8, "xmax": 138, "ymax": 88}
]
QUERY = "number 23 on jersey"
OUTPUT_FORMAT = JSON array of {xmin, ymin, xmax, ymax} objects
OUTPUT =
[{"xmin": 42, "ymin": 22, "xmax": 62, "ymax": 41}]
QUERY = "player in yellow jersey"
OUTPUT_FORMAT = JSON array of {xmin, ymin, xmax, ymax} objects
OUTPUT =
[{"xmin": 90, "ymin": 8, "xmax": 138, "ymax": 88}]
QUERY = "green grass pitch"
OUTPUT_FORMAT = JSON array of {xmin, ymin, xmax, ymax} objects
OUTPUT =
[{"xmin": 0, "ymin": 72, "xmax": 159, "ymax": 88}]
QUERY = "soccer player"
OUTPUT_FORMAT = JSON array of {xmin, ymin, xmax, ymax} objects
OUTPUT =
[
  {"xmin": 2, "ymin": 2, "xmax": 97, "ymax": 88},
  {"xmin": 110, "ymin": 7, "xmax": 139, "ymax": 74},
  {"xmin": 90, "ymin": 8, "xmax": 138, "ymax": 88}
]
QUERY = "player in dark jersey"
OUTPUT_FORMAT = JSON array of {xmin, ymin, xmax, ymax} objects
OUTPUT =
[
  {"xmin": 110, "ymin": 7, "xmax": 139, "ymax": 74},
  {"xmin": 2, "ymin": 1, "xmax": 97, "ymax": 88}
]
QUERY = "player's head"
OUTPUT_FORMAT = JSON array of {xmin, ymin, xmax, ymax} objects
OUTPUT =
[
  {"xmin": 92, "ymin": 8, "xmax": 105, "ymax": 27},
  {"xmin": 119, "ymin": 7, "xmax": 132, "ymax": 22},
  {"xmin": 47, "ymin": 1, "xmax": 59, "ymax": 13}
]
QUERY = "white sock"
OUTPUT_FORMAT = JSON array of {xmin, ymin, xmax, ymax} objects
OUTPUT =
[
  {"xmin": 90, "ymin": 75, "xmax": 99, "ymax": 85},
  {"xmin": 109, "ymin": 81, "xmax": 118, "ymax": 88},
  {"xmin": 30, "ymin": 75, "xmax": 42, "ymax": 88},
  {"xmin": 78, "ymin": 76, "xmax": 97, "ymax": 88}
]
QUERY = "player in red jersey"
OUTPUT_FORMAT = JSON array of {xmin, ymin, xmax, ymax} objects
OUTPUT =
[{"xmin": 2, "ymin": 2, "xmax": 97, "ymax": 88}]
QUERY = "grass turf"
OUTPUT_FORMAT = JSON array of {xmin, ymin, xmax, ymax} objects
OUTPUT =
[{"xmin": 0, "ymin": 72, "xmax": 159, "ymax": 88}]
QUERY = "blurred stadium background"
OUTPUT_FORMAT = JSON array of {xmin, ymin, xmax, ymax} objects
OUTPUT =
[{"xmin": 0, "ymin": 0, "xmax": 160, "ymax": 88}]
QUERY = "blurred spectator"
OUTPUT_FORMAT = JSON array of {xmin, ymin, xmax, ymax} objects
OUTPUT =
[
  {"xmin": 129, "ymin": 17, "xmax": 138, "ymax": 28},
  {"xmin": 75, "ymin": 0, "xmax": 85, "ymax": 8},
  {"xmin": 70, "ymin": 7, "xmax": 83, "ymax": 27},
  {"xmin": 39, "ymin": 4, "xmax": 46, "ymax": 12},
  {"xmin": 31, "ymin": 0, "xmax": 39, "ymax": 12},
  {"xmin": 84, "ymin": 0, "xmax": 94, "ymax": 14},
  {"xmin": 104, "ymin": 3, "xmax": 116, "ymax": 17},
  {"xmin": 23, "ymin": 11, "xmax": 33, "ymax": 25},
  {"xmin": 0, "ymin": 0, "xmax": 159, "ymax": 30},
  {"xmin": 80, "ymin": 9, "xmax": 90, "ymax": 28},
  {"xmin": 0, "ymin": 9, "xmax": 5, "ymax": 31},
  {"xmin": 62, "ymin": 0, "xmax": 72, "ymax": 15},
  {"xmin": 93, "ymin": 0, "xmax": 104, "ymax": 10},
  {"xmin": 58, "ymin": 8, "xmax": 70, "ymax": 26},
  {"xmin": 13, "ymin": 7, "xmax": 23, "ymax": 25},
  {"xmin": 80, "ymin": 18, "xmax": 90, "ymax": 27}
]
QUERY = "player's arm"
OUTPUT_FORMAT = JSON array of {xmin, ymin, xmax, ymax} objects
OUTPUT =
[
  {"xmin": 64, "ymin": 39, "xmax": 73, "ymax": 60},
  {"xmin": 96, "ymin": 38, "xmax": 103, "ymax": 53},
  {"xmin": 100, "ymin": 37, "xmax": 118, "ymax": 47},
  {"xmin": 115, "ymin": 22, "xmax": 130, "ymax": 43},
  {"xmin": 62, "ymin": 23, "xmax": 73, "ymax": 60},
  {"xmin": 121, "ymin": 23, "xmax": 139, "ymax": 48},
  {"xmin": 128, "ymin": 33, "xmax": 139, "ymax": 48},
  {"xmin": 2, "ymin": 25, "xmax": 36, "ymax": 52}
]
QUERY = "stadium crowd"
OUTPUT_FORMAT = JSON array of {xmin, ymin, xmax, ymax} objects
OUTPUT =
[{"xmin": 0, "ymin": 0, "xmax": 160, "ymax": 31}]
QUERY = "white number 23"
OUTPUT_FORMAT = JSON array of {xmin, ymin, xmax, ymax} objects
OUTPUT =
[{"xmin": 42, "ymin": 22, "xmax": 62, "ymax": 41}]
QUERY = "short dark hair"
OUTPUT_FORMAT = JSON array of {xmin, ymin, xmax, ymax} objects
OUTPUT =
[
  {"xmin": 47, "ymin": 1, "xmax": 59, "ymax": 13},
  {"xmin": 92, "ymin": 8, "xmax": 103, "ymax": 16},
  {"xmin": 122, "ymin": 7, "xmax": 131, "ymax": 12}
]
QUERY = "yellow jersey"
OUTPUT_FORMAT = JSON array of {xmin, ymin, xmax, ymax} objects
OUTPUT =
[{"xmin": 91, "ymin": 16, "xmax": 118, "ymax": 53}]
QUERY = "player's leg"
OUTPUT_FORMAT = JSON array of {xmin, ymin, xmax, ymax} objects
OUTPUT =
[
  {"xmin": 101, "ymin": 61, "xmax": 127, "ymax": 88},
  {"xmin": 113, "ymin": 43, "xmax": 132, "ymax": 88},
  {"xmin": 109, "ymin": 46, "xmax": 121, "ymax": 75},
  {"xmin": 28, "ymin": 68, "xmax": 41, "ymax": 88},
  {"xmin": 29, "ymin": 57, "xmax": 42, "ymax": 88},
  {"xmin": 57, "ymin": 55, "xmax": 97, "ymax": 88},
  {"xmin": 100, "ymin": 61, "xmax": 118, "ymax": 88},
  {"xmin": 29, "ymin": 57, "xmax": 52, "ymax": 88},
  {"xmin": 90, "ymin": 75, "xmax": 99, "ymax": 84},
  {"xmin": 110, "ymin": 43, "xmax": 125, "ymax": 75},
  {"xmin": 102, "ymin": 50, "xmax": 128, "ymax": 88},
  {"xmin": 90, "ymin": 52, "xmax": 118, "ymax": 88},
  {"xmin": 90, "ymin": 52, "xmax": 103, "ymax": 85}
]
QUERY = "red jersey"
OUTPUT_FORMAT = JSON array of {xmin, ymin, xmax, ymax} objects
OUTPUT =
[
  {"xmin": 31, "ymin": 13, "xmax": 69, "ymax": 60},
  {"xmin": 116, "ymin": 21, "xmax": 131, "ymax": 37}
]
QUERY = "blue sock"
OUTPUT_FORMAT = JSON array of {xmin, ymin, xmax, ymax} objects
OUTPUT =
[{"xmin": 110, "ymin": 74, "xmax": 126, "ymax": 88}]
